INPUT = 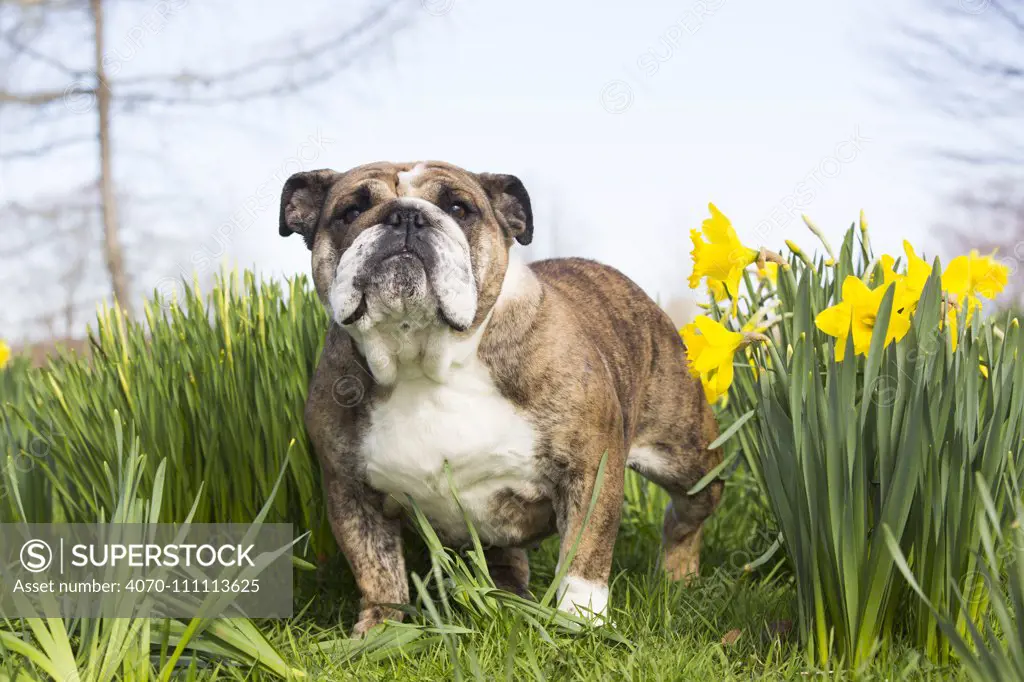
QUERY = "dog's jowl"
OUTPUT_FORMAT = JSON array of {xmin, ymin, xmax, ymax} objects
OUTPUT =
[{"xmin": 279, "ymin": 161, "xmax": 723, "ymax": 635}]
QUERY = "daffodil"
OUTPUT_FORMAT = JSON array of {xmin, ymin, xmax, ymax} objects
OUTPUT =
[
  {"xmin": 878, "ymin": 242, "xmax": 995, "ymax": 352},
  {"xmin": 682, "ymin": 316, "xmax": 742, "ymax": 403},
  {"xmin": 681, "ymin": 315, "xmax": 767, "ymax": 403},
  {"xmin": 942, "ymin": 250, "xmax": 1009, "ymax": 313},
  {"xmin": 815, "ymin": 277, "xmax": 912, "ymax": 361},
  {"xmin": 944, "ymin": 304, "xmax": 961, "ymax": 352},
  {"xmin": 708, "ymin": 262, "xmax": 779, "ymax": 304},
  {"xmin": 689, "ymin": 204, "xmax": 759, "ymax": 311},
  {"xmin": 901, "ymin": 241, "xmax": 933, "ymax": 297},
  {"xmin": 757, "ymin": 261, "xmax": 779, "ymax": 287},
  {"xmin": 0, "ymin": 340, "xmax": 10, "ymax": 370},
  {"xmin": 707, "ymin": 279, "xmax": 729, "ymax": 303},
  {"xmin": 880, "ymin": 240, "xmax": 933, "ymax": 314}
]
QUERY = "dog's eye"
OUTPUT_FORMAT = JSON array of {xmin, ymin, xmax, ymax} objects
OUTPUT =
[
  {"xmin": 448, "ymin": 203, "xmax": 468, "ymax": 220},
  {"xmin": 342, "ymin": 207, "xmax": 362, "ymax": 224}
]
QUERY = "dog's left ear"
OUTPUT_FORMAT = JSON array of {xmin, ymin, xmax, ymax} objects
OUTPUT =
[
  {"xmin": 478, "ymin": 173, "xmax": 534, "ymax": 246},
  {"xmin": 279, "ymin": 169, "xmax": 340, "ymax": 249}
]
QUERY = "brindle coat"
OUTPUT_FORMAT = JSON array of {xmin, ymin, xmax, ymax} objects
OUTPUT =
[{"xmin": 281, "ymin": 161, "xmax": 722, "ymax": 635}]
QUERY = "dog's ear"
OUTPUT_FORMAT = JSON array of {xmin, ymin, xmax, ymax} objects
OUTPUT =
[
  {"xmin": 478, "ymin": 173, "xmax": 534, "ymax": 246},
  {"xmin": 279, "ymin": 169, "xmax": 339, "ymax": 249}
]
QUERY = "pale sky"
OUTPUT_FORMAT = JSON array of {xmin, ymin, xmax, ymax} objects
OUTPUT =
[{"xmin": 0, "ymin": 0, "xmax": 983, "ymax": 339}]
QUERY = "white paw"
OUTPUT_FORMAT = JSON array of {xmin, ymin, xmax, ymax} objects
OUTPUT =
[{"xmin": 556, "ymin": 576, "xmax": 609, "ymax": 622}]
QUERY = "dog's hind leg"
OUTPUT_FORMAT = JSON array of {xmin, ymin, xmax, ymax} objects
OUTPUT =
[
  {"xmin": 627, "ymin": 404, "xmax": 723, "ymax": 582},
  {"xmin": 550, "ymin": 422, "xmax": 627, "ymax": 621}
]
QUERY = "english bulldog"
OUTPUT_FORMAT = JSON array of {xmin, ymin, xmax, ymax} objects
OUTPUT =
[{"xmin": 279, "ymin": 161, "xmax": 723, "ymax": 635}]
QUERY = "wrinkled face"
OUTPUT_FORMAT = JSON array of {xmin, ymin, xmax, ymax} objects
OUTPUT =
[{"xmin": 279, "ymin": 161, "xmax": 533, "ymax": 384}]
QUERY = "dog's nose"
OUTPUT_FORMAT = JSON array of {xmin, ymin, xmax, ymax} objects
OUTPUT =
[{"xmin": 384, "ymin": 206, "xmax": 427, "ymax": 232}]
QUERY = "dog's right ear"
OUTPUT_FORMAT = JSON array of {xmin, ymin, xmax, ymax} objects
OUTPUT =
[{"xmin": 279, "ymin": 169, "xmax": 339, "ymax": 249}]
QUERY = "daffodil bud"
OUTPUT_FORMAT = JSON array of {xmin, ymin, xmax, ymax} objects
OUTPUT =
[{"xmin": 802, "ymin": 214, "xmax": 837, "ymax": 261}]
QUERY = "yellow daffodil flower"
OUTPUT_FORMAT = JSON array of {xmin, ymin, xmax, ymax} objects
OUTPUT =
[
  {"xmin": 979, "ymin": 362, "xmax": 989, "ymax": 379},
  {"xmin": 681, "ymin": 315, "xmax": 746, "ymax": 404},
  {"xmin": 815, "ymin": 277, "xmax": 912, "ymax": 361},
  {"xmin": 707, "ymin": 279, "xmax": 729, "ymax": 303},
  {"xmin": 682, "ymin": 315, "xmax": 769, "ymax": 403},
  {"xmin": 942, "ymin": 250, "xmax": 1009, "ymax": 313},
  {"xmin": 757, "ymin": 261, "xmax": 779, "ymax": 287},
  {"xmin": 880, "ymin": 240, "xmax": 933, "ymax": 314},
  {"xmin": 878, "ymin": 254, "xmax": 898, "ymax": 288},
  {"xmin": 708, "ymin": 262, "xmax": 779, "ymax": 305},
  {"xmin": 682, "ymin": 316, "xmax": 742, "ymax": 403},
  {"xmin": 903, "ymin": 241, "xmax": 932, "ymax": 288},
  {"xmin": 0, "ymin": 340, "xmax": 10, "ymax": 369},
  {"xmin": 944, "ymin": 304, "xmax": 961, "ymax": 352},
  {"xmin": 689, "ymin": 204, "xmax": 759, "ymax": 311}
]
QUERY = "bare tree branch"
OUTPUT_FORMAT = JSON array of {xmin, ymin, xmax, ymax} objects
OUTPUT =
[
  {"xmin": 892, "ymin": 1, "xmax": 1024, "ymax": 166},
  {"xmin": 991, "ymin": 0, "xmax": 1024, "ymax": 34},
  {"xmin": 0, "ymin": 0, "xmax": 418, "ymax": 339},
  {"xmin": 891, "ymin": 1, "xmax": 1024, "ymax": 310},
  {"xmin": 115, "ymin": 0, "xmax": 405, "ymax": 89},
  {"xmin": 0, "ymin": 25, "xmax": 84, "ymax": 77},
  {"xmin": 0, "ymin": 87, "xmax": 83, "ymax": 105},
  {"xmin": 111, "ymin": 4, "xmax": 408, "ymax": 107},
  {"xmin": 0, "ymin": 134, "xmax": 91, "ymax": 158}
]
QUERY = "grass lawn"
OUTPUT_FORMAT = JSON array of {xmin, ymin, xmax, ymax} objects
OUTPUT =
[{"xmin": 283, "ymin": 470, "xmax": 968, "ymax": 681}]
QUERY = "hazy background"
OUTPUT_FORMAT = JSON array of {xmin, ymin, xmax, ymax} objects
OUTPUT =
[{"xmin": 2, "ymin": 0, "xmax": 1022, "ymax": 345}]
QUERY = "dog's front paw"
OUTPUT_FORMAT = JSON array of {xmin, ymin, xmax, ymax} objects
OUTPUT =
[
  {"xmin": 555, "ymin": 576, "xmax": 609, "ymax": 623},
  {"xmin": 351, "ymin": 605, "xmax": 403, "ymax": 638}
]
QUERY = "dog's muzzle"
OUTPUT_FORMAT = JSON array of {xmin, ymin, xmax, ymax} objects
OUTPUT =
[{"xmin": 328, "ymin": 199, "xmax": 478, "ymax": 333}]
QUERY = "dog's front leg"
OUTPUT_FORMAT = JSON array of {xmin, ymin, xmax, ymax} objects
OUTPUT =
[
  {"xmin": 552, "ymin": 431, "xmax": 625, "ymax": 622},
  {"xmin": 306, "ymin": 339, "xmax": 408, "ymax": 637},
  {"xmin": 321, "ymin": 467, "xmax": 408, "ymax": 636}
]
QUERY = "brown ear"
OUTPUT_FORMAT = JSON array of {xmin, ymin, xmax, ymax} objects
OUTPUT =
[
  {"xmin": 279, "ymin": 169, "xmax": 339, "ymax": 249},
  {"xmin": 478, "ymin": 173, "xmax": 534, "ymax": 246}
]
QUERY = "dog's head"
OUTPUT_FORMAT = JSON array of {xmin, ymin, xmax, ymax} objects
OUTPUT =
[{"xmin": 279, "ymin": 161, "xmax": 533, "ymax": 383}]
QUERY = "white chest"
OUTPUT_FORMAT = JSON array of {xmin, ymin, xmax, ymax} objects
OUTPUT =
[{"xmin": 361, "ymin": 359, "xmax": 542, "ymax": 544}]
